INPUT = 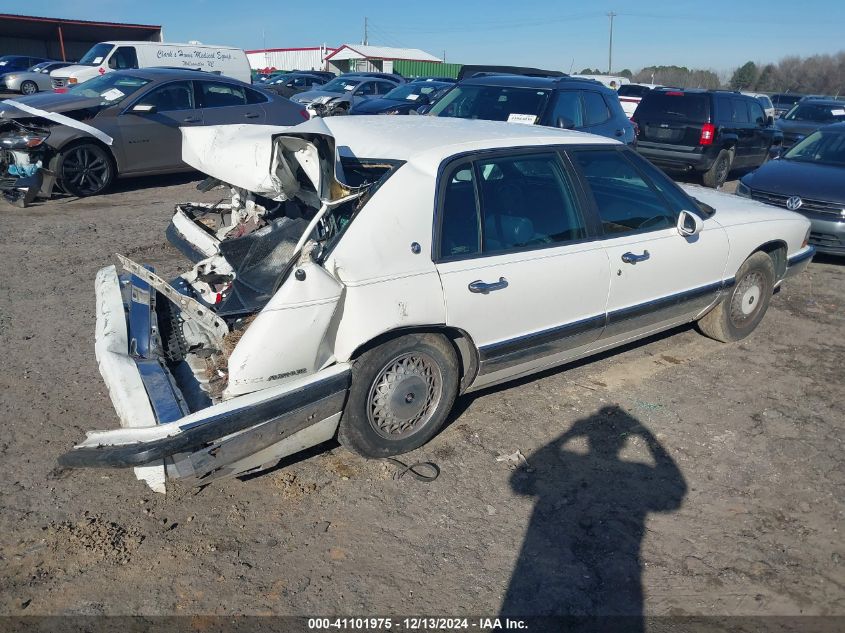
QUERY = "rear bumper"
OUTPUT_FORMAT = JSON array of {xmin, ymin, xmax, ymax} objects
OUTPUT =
[
  {"xmin": 635, "ymin": 142, "xmax": 715, "ymax": 172},
  {"xmin": 60, "ymin": 265, "xmax": 351, "ymax": 491}
]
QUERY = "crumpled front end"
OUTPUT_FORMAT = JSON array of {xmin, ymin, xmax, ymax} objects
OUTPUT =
[{"xmin": 0, "ymin": 119, "xmax": 51, "ymax": 207}]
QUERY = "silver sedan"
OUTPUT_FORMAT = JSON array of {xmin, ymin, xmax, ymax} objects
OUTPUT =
[{"xmin": 3, "ymin": 61, "xmax": 73, "ymax": 95}]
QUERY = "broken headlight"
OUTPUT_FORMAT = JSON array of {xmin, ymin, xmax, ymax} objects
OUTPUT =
[{"xmin": 0, "ymin": 132, "xmax": 49, "ymax": 149}]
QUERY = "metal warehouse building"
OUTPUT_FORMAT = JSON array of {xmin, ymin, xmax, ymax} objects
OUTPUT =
[
  {"xmin": 0, "ymin": 14, "xmax": 162, "ymax": 61},
  {"xmin": 246, "ymin": 44, "xmax": 445, "ymax": 76}
]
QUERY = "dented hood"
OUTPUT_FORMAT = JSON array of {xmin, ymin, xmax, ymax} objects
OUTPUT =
[
  {"xmin": 180, "ymin": 118, "xmax": 355, "ymax": 206},
  {"xmin": 0, "ymin": 92, "xmax": 107, "ymax": 117}
]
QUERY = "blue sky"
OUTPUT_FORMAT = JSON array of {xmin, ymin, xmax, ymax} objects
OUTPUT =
[{"xmin": 13, "ymin": 0, "xmax": 845, "ymax": 74}]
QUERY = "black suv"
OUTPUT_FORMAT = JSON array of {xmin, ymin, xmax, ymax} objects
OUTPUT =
[
  {"xmin": 428, "ymin": 74, "xmax": 636, "ymax": 145},
  {"xmin": 632, "ymin": 89, "xmax": 782, "ymax": 187}
]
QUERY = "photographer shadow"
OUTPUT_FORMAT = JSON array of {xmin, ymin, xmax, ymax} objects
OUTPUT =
[{"xmin": 500, "ymin": 406, "xmax": 687, "ymax": 630}]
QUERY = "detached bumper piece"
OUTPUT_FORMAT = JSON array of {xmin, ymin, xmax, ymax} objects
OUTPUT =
[
  {"xmin": 61, "ymin": 264, "xmax": 350, "ymax": 492},
  {"xmin": 0, "ymin": 164, "xmax": 43, "ymax": 208}
]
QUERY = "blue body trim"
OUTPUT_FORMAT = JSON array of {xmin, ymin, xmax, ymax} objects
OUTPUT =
[
  {"xmin": 787, "ymin": 246, "xmax": 815, "ymax": 266},
  {"xmin": 166, "ymin": 222, "xmax": 208, "ymax": 264},
  {"xmin": 136, "ymin": 359, "xmax": 188, "ymax": 423}
]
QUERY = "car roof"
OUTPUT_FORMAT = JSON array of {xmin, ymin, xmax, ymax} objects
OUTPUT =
[
  {"xmin": 293, "ymin": 116, "xmax": 616, "ymax": 168},
  {"xmin": 113, "ymin": 68, "xmax": 245, "ymax": 82},
  {"xmin": 798, "ymin": 98, "xmax": 845, "ymax": 106},
  {"xmin": 460, "ymin": 74, "xmax": 608, "ymax": 91}
]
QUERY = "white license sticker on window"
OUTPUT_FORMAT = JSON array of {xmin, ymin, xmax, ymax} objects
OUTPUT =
[
  {"xmin": 93, "ymin": 57, "xmax": 104, "ymax": 64},
  {"xmin": 507, "ymin": 113, "xmax": 538, "ymax": 125},
  {"xmin": 0, "ymin": 61, "xmax": 7, "ymax": 66},
  {"xmin": 832, "ymin": 108, "xmax": 845, "ymax": 116},
  {"xmin": 406, "ymin": 94, "xmax": 420, "ymax": 101},
  {"xmin": 344, "ymin": 85, "xmax": 355, "ymax": 91},
  {"xmin": 101, "ymin": 88, "xmax": 125, "ymax": 101}
]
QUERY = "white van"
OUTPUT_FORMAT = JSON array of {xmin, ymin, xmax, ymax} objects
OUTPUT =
[{"xmin": 50, "ymin": 41, "xmax": 252, "ymax": 89}]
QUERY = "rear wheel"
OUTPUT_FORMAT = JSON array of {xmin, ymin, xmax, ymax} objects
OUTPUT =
[
  {"xmin": 338, "ymin": 333, "xmax": 459, "ymax": 457},
  {"xmin": 57, "ymin": 143, "xmax": 115, "ymax": 197},
  {"xmin": 702, "ymin": 149, "xmax": 732, "ymax": 188},
  {"xmin": 698, "ymin": 251, "xmax": 775, "ymax": 342},
  {"xmin": 20, "ymin": 80, "xmax": 38, "ymax": 95}
]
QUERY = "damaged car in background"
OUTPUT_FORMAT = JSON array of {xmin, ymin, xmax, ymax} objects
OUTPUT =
[
  {"xmin": 293, "ymin": 74, "xmax": 401, "ymax": 117},
  {"xmin": 59, "ymin": 117, "xmax": 815, "ymax": 493},
  {"xmin": 0, "ymin": 68, "xmax": 307, "ymax": 206}
]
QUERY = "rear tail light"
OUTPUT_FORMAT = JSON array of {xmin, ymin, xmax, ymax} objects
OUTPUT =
[
  {"xmin": 299, "ymin": 109, "xmax": 310, "ymax": 120},
  {"xmin": 666, "ymin": 91, "xmax": 684, "ymax": 96},
  {"xmin": 699, "ymin": 123, "xmax": 715, "ymax": 145}
]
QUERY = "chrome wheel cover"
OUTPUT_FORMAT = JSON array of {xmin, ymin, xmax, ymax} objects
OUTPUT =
[
  {"xmin": 367, "ymin": 352, "xmax": 443, "ymax": 439},
  {"xmin": 730, "ymin": 271, "xmax": 764, "ymax": 324}
]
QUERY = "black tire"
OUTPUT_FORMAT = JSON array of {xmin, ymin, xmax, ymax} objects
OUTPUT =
[
  {"xmin": 57, "ymin": 142, "xmax": 115, "ymax": 197},
  {"xmin": 20, "ymin": 80, "xmax": 38, "ymax": 95},
  {"xmin": 702, "ymin": 149, "xmax": 732, "ymax": 188},
  {"xmin": 697, "ymin": 251, "xmax": 775, "ymax": 343},
  {"xmin": 338, "ymin": 333, "xmax": 459, "ymax": 458}
]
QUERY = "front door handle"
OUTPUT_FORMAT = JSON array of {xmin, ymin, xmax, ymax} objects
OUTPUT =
[
  {"xmin": 183, "ymin": 116, "xmax": 200, "ymax": 123},
  {"xmin": 243, "ymin": 112, "xmax": 260, "ymax": 119},
  {"xmin": 621, "ymin": 250, "xmax": 650, "ymax": 264},
  {"xmin": 468, "ymin": 277, "xmax": 508, "ymax": 294},
  {"xmin": 615, "ymin": 128, "xmax": 625, "ymax": 137}
]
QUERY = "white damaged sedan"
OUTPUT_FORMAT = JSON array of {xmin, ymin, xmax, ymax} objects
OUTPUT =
[{"xmin": 60, "ymin": 117, "xmax": 815, "ymax": 492}]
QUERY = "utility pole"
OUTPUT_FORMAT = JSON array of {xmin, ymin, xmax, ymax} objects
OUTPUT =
[
  {"xmin": 363, "ymin": 17, "xmax": 368, "ymax": 45},
  {"xmin": 607, "ymin": 11, "xmax": 617, "ymax": 75}
]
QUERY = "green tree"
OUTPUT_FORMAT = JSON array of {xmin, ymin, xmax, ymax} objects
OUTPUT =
[
  {"xmin": 729, "ymin": 61, "xmax": 758, "ymax": 90},
  {"xmin": 619, "ymin": 68, "xmax": 633, "ymax": 79}
]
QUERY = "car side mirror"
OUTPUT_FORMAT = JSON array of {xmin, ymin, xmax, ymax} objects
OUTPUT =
[
  {"xmin": 556, "ymin": 116, "xmax": 575, "ymax": 130},
  {"xmin": 677, "ymin": 210, "xmax": 704, "ymax": 237},
  {"xmin": 130, "ymin": 103, "xmax": 156, "ymax": 114}
]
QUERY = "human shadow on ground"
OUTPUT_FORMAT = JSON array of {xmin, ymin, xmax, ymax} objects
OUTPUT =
[{"xmin": 500, "ymin": 405, "xmax": 687, "ymax": 632}]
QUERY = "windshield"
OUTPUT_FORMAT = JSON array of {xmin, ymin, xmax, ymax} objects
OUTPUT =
[
  {"xmin": 756, "ymin": 95, "xmax": 773, "ymax": 109},
  {"xmin": 29, "ymin": 62, "xmax": 51, "ymax": 73},
  {"xmin": 321, "ymin": 77, "xmax": 362, "ymax": 93},
  {"xmin": 784, "ymin": 129, "xmax": 845, "ymax": 166},
  {"xmin": 383, "ymin": 83, "xmax": 443, "ymax": 101},
  {"xmin": 429, "ymin": 84, "xmax": 551, "ymax": 122},
  {"xmin": 78, "ymin": 43, "xmax": 114, "ymax": 66},
  {"xmin": 783, "ymin": 103, "xmax": 845, "ymax": 123},
  {"xmin": 67, "ymin": 73, "xmax": 151, "ymax": 105}
]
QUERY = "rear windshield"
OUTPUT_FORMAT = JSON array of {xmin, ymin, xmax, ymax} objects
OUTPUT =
[
  {"xmin": 429, "ymin": 84, "xmax": 551, "ymax": 122},
  {"xmin": 772, "ymin": 94, "xmax": 801, "ymax": 107},
  {"xmin": 782, "ymin": 103, "xmax": 845, "ymax": 123},
  {"xmin": 635, "ymin": 92, "xmax": 710, "ymax": 122},
  {"xmin": 617, "ymin": 84, "xmax": 652, "ymax": 98}
]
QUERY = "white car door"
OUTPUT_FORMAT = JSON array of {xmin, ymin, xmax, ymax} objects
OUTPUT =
[
  {"xmin": 568, "ymin": 147, "xmax": 730, "ymax": 343},
  {"xmin": 434, "ymin": 151, "xmax": 611, "ymax": 389}
]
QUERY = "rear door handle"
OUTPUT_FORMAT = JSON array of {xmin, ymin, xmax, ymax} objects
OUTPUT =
[
  {"xmin": 468, "ymin": 277, "xmax": 508, "ymax": 294},
  {"xmin": 621, "ymin": 250, "xmax": 650, "ymax": 264},
  {"xmin": 183, "ymin": 116, "xmax": 200, "ymax": 123},
  {"xmin": 615, "ymin": 129, "xmax": 624, "ymax": 137},
  {"xmin": 243, "ymin": 112, "xmax": 260, "ymax": 119}
]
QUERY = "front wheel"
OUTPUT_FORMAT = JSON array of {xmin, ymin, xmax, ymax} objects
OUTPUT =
[
  {"xmin": 338, "ymin": 333, "xmax": 459, "ymax": 457},
  {"xmin": 20, "ymin": 80, "xmax": 38, "ymax": 95},
  {"xmin": 697, "ymin": 251, "xmax": 775, "ymax": 342},
  {"xmin": 57, "ymin": 143, "xmax": 115, "ymax": 197}
]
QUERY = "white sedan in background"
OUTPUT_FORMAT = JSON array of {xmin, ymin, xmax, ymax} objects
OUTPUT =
[{"xmin": 59, "ymin": 117, "xmax": 814, "ymax": 492}]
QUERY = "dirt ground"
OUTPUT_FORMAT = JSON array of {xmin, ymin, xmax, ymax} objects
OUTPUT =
[{"xmin": 0, "ymin": 172, "xmax": 843, "ymax": 622}]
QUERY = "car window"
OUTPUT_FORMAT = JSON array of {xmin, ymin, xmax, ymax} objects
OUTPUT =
[
  {"xmin": 731, "ymin": 98, "xmax": 750, "ymax": 123},
  {"xmin": 356, "ymin": 81, "xmax": 378, "ymax": 96},
  {"xmin": 785, "ymin": 130, "xmax": 845, "ymax": 166},
  {"xmin": 375, "ymin": 81, "xmax": 396, "ymax": 95},
  {"xmin": 136, "ymin": 81, "xmax": 195, "ymax": 111},
  {"xmin": 583, "ymin": 91, "xmax": 611, "ymax": 126},
  {"xmin": 476, "ymin": 153, "xmax": 586, "ymax": 253},
  {"xmin": 200, "ymin": 81, "xmax": 247, "ymax": 107},
  {"xmin": 783, "ymin": 103, "xmax": 845, "ymax": 123},
  {"xmin": 748, "ymin": 100, "xmax": 766, "ymax": 125},
  {"xmin": 635, "ymin": 91, "xmax": 710, "ymax": 123},
  {"xmin": 548, "ymin": 91, "xmax": 584, "ymax": 128},
  {"xmin": 440, "ymin": 164, "xmax": 481, "ymax": 259},
  {"xmin": 108, "ymin": 46, "xmax": 138, "ymax": 70},
  {"xmin": 571, "ymin": 149, "xmax": 675, "ymax": 235},
  {"xmin": 623, "ymin": 150, "xmax": 694, "ymax": 216},
  {"xmin": 245, "ymin": 87, "xmax": 268, "ymax": 104}
]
